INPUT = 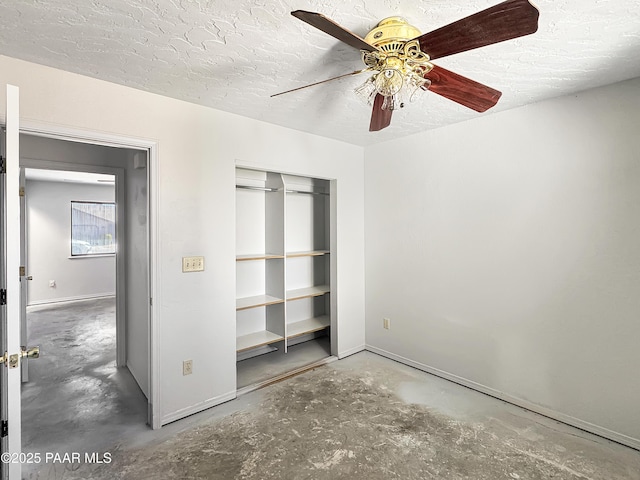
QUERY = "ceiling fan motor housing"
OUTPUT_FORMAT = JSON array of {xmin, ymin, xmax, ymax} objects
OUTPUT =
[
  {"xmin": 361, "ymin": 16, "xmax": 433, "ymax": 106},
  {"xmin": 364, "ymin": 17, "xmax": 422, "ymax": 53}
]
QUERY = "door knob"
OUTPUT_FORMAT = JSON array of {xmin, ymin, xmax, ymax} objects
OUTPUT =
[
  {"xmin": 21, "ymin": 346, "xmax": 40, "ymax": 359},
  {"xmin": 0, "ymin": 347, "xmax": 40, "ymax": 368}
]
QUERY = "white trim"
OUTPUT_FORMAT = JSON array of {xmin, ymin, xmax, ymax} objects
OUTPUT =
[
  {"xmin": 365, "ymin": 345, "xmax": 640, "ymax": 451},
  {"xmin": 17, "ymin": 121, "xmax": 162, "ymax": 430},
  {"xmin": 338, "ymin": 344, "xmax": 366, "ymax": 359},
  {"xmin": 27, "ymin": 293, "xmax": 115, "ymax": 307},
  {"xmin": 67, "ymin": 254, "xmax": 116, "ymax": 260},
  {"xmin": 329, "ymin": 179, "xmax": 338, "ymax": 358},
  {"xmin": 148, "ymin": 141, "xmax": 161, "ymax": 429},
  {"xmin": 19, "ymin": 121, "xmax": 156, "ymax": 151},
  {"xmin": 161, "ymin": 391, "xmax": 237, "ymax": 425},
  {"xmin": 5, "ymin": 83, "xmax": 23, "ymax": 480},
  {"xmin": 234, "ymin": 159, "xmax": 336, "ymax": 182}
]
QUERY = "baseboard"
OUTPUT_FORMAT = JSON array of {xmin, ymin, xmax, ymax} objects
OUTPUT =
[
  {"xmin": 365, "ymin": 345, "xmax": 640, "ymax": 451},
  {"xmin": 27, "ymin": 292, "xmax": 115, "ymax": 307},
  {"xmin": 161, "ymin": 390, "xmax": 237, "ymax": 426},
  {"xmin": 338, "ymin": 343, "xmax": 366, "ymax": 359}
]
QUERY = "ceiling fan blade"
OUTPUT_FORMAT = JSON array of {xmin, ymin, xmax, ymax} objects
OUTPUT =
[
  {"xmin": 424, "ymin": 65, "xmax": 502, "ymax": 112},
  {"xmin": 369, "ymin": 94, "xmax": 393, "ymax": 132},
  {"xmin": 414, "ymin": 0, "xmax": 539, "ymax": 60},
  {"xmin": 271, "ymin": 69, "xmax": 368, "ymax": 98},
  {"xmin": 291, "ymin": 10, "xmax": 378, "ymax": 52}
]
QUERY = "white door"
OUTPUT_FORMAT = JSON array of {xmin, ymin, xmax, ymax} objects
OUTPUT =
[{"xmin": 1, "ymin": 84, "xmax": 24, "ymax": 480}]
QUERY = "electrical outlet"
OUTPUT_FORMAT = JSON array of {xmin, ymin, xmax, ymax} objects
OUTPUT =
[
  {"xmin": 383, "ymin": 318, "xmax": 391, "ymax": 330},
  {"xmin": 182, "ymin": 256, "xmax": 205, "ymax": 272},
  {"xmin": 183, "ymin": 360, "xmax": 193, "ymax": 376}
]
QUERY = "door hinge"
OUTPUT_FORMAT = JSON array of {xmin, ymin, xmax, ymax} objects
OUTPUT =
[
  {"xmin": 0, "ymin": 156, "xmax": 5, "ymax": 174},
  {"xmin": 1, "ymin": 420, "xmax": 7, "ymax": 438},
  {"xmin": 19, "ymin": 186, "xmax": 25, "ymax": 197},
  {"xmin": 0, "ymin": 289, "xmax": 6, "ymax": 305}
]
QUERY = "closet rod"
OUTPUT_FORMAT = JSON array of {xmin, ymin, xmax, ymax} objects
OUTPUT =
[
  {"xmin": 236, "ymin": 185, "xmax": 279, "ymax": 193},
  {"xmin": 236, "ymin": 184, "xmax": 329, "ymax": 196},
  {"xmin": 285, "ymin": 189, "xmax": 329, "ymax": 196}
]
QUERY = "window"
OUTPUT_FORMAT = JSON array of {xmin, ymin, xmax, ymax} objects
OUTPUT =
[{"xmin": 71, "ymin": 201, "xmax": 116, "ymax": 256}]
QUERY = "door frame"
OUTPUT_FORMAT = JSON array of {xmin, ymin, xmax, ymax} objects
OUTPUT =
[
  {"xmin": 19, "ymin": 121, "xmax": 162, "ymax": 429},
  {"xmin": 19, "ymin": 168, "xmax": 27, "ymax": 382}
]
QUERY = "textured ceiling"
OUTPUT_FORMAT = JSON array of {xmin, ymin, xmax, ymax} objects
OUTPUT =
[{"xmin": 0, "ymin": 1, "xmax": 639, "ymax": 146}]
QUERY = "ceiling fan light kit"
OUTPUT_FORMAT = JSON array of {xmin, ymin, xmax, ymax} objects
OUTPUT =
[
  {"xmin": 356, "ymin": 17, "xmax": 433, "ymax": 111},
  {"xmin": 278, "ymin": 0, "xmax": 539, "ymax": 132}
]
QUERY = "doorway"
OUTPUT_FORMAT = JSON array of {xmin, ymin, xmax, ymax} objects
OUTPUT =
[{"xmin": 18, "ymin": 135, "xmax": 151, "ymax": 468}]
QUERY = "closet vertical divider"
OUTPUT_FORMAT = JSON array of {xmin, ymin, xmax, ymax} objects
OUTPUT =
[{"xmin": 264, "ymin": 172, "xmax": 287, "ymax": 352}]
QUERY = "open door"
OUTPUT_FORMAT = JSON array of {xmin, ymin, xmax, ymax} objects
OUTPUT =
[
  {"xmin": 1, "ymin": 84, "xmax": 39, "ymax": 480},
  {"xmin": 1, "ymin": 83, "xmax": 22, "ymax": 480}
]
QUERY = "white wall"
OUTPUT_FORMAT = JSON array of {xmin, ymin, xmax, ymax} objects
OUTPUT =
[
  {"xmin": 364, "ymin": 77, "xmax": 640, "ymax": 447},
  {"xmin": 0, "ymin": 55, "xmax": 366, "ymax": 424},
  {"xmin": 25, "ymin": 179, "xmax": 115, "ymax": 304}
]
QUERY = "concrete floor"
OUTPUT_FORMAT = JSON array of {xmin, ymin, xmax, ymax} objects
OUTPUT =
[
  {"xmin": 237, "ymin": 335, "xmax": 331, "ymax": 388},
  {"xmin": 22, "ymin": 297, "xmax": 148, "ymax": 478},
  {"xmin": 21, "ymin": 299, "xmax": 640, "ymax": 479}
]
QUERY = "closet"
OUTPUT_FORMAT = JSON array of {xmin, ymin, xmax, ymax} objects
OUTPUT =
[{"xmin": 235, "ymin": 168, "xmax": 333, "ymax": 388}]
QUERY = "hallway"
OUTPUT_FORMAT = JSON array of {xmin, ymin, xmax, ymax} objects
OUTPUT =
[{"xmin": 22, "ymin": 297, "xmax": 148, "ymax": 477}]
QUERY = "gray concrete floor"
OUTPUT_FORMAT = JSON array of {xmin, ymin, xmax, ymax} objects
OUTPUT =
[
  {"xmin": 20, "ymin": 299, "xmax": 640, "ymax": 479},
  {"xmin": 237, "ymin": 335, "xmax": 331, "ymax": 388},
  {"xmin": 22, "ymin": 297, "xmax": 149, "ymax": 478}
]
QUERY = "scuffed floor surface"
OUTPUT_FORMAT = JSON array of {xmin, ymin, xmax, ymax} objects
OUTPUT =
[
  {"xmin": 22, "ymin": 297, "xmax": 149, "ymax": 479},
  {"xmin": 32, "ymin": 352, "xmax": 640, "ymax": 480}
]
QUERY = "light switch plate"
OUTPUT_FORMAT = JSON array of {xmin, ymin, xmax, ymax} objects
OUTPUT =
[
  {"xmin": 183, "ymin": 359, "xmax": 193, "ymax": 376},
  {"xmin": 182, "ymin": 256, "xmax": 204, "ymax": 272}
]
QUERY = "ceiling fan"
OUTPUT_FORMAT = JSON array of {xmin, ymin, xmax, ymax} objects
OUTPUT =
[{"xmin": 272, "ymin": 0, "xmax": 539, "ymax": 132}]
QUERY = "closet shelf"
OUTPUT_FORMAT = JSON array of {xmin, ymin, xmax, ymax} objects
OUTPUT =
[
  {"xmin": 236, "ymin": 294, "xmax": 284, "ymax": 311},
  {"xmin": 287, "ymin": 316, "xmax": 330, "ymax": 339},
  {"xmin": 236, "ymin": 253, "xmax": 285, "ymax": 261},
  {"xmin": 286, "ymin": 250, "xmax": 329, "ymax": 258},
  {"xmin": 237, "ymin": 330, "xmax": 284, "ymax": 352},
  {"xmin": 286, "ymin": 285, "xmax": 330, "ymax": 301},
  {"xmin": 236, "ymin": 169, "xmax": 331, "ymax": 366}
]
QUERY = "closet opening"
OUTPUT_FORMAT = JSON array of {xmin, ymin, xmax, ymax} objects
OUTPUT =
[{"xmin": 235, "ymin": 168, "xmax": 335, "ymax": 390}]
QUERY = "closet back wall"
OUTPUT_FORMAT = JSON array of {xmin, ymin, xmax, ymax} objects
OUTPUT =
[{"xmin": 26, "ymin": 179, "xmax": 116, "ymax": 305}]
